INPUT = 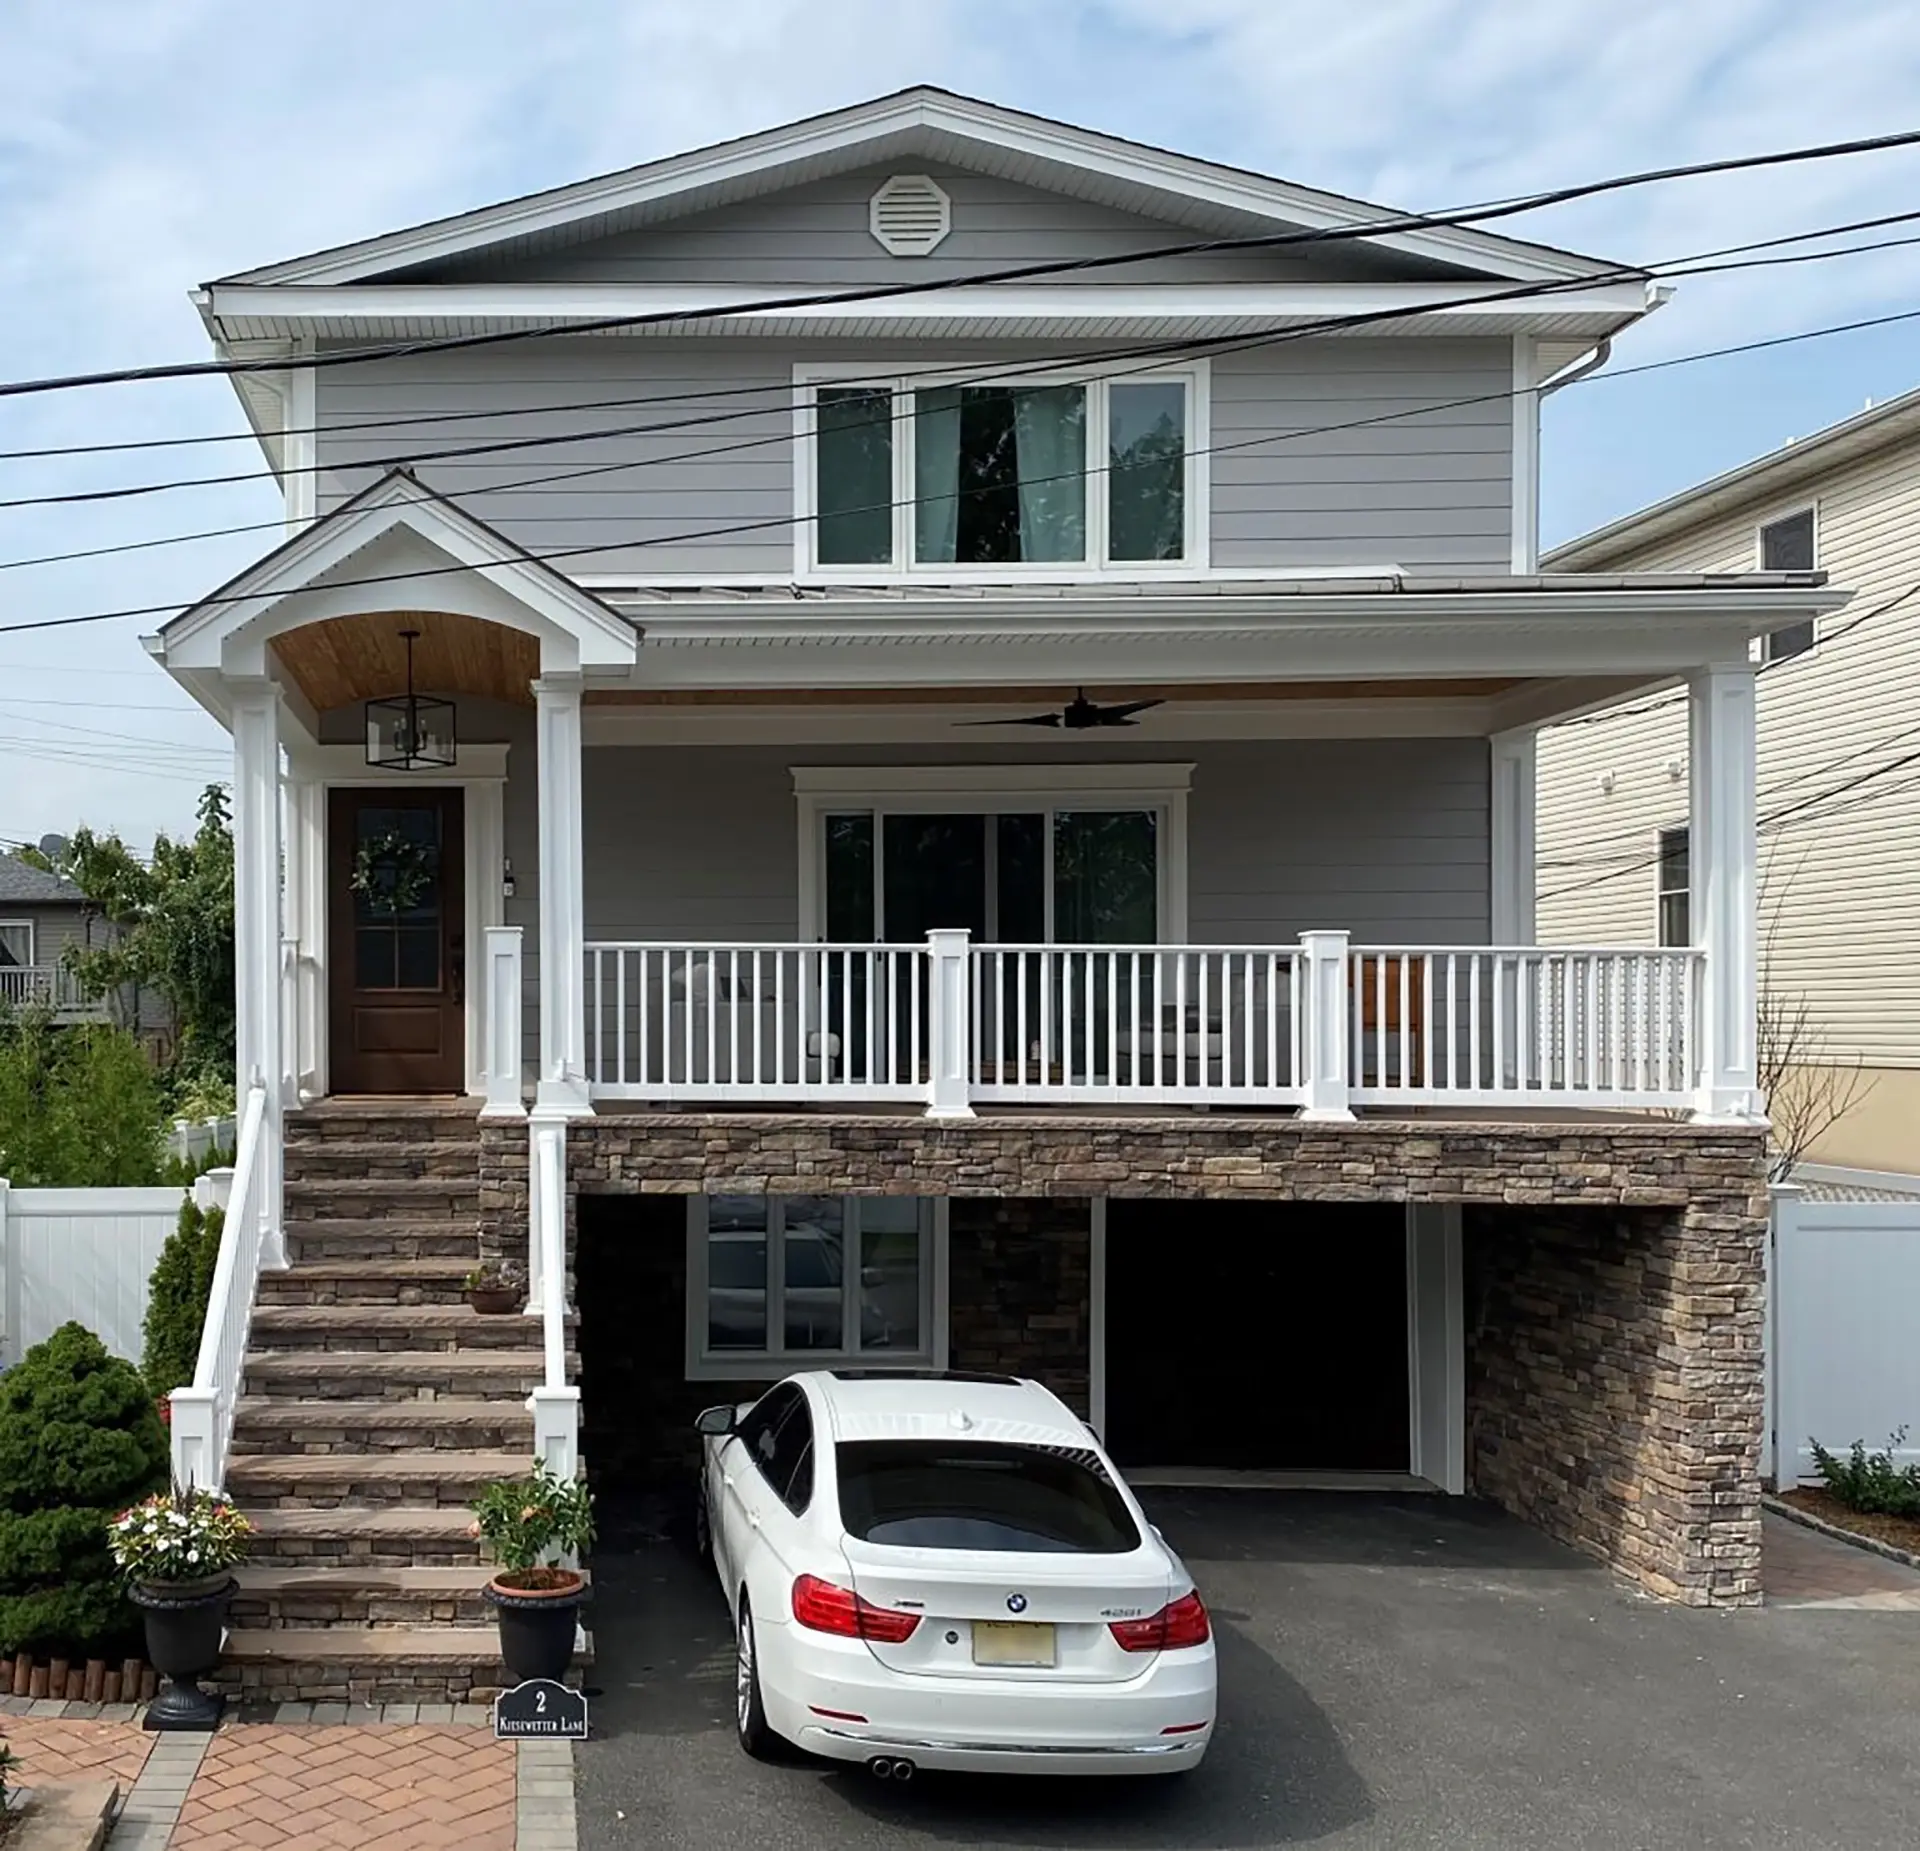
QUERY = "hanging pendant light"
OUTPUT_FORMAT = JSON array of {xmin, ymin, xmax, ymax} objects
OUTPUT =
[{"xmin": 365, "ymin": 627, "xmax": 457, "ymax": 770}]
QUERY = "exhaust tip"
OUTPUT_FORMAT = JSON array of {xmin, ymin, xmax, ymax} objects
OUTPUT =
[
  {"xmin": 892, "ymin": 1757, "xmax": 916, "ymax": 1782},
  {"xmin": 868, "ymin": 1756, "xmax": 895, "ymax": 1780}
]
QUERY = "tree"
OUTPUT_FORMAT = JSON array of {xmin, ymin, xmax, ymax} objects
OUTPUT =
[
  {"xmin": 0, "ymin": 1323, "xmax": 170, "ymax": 1657},
  {"xmin": 142, "ymin": 1198, "xmax": 225, "ymax": 1397},
  {"xmin": 23, "ymin": 784, "xmax": 234, "ymax": 1093},
  {"xmin": 0, "ymin": 1010, "xmax": 164, "ymax": 1187}
]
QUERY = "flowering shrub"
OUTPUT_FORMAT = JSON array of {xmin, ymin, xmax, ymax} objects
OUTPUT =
[
  {"xmin": 107, "ymin": 1487, "xmax": 252, "ymax": 1586},
  {"xmin": 470, "ymin": 1463, "xmax": 594, "ymax": 1589}
]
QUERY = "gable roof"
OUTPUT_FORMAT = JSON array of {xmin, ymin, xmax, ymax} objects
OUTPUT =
[
  {"xmin": 213, "ymin": 86, "xmax": 1633, "ymax": 292},
  {"xmin": 1548, "ymin": 381, "xmax": 1920, "ymax": 569},
  {"xmin": 0, "ymin": 858, "xmax": 86, "ymax": 905}
]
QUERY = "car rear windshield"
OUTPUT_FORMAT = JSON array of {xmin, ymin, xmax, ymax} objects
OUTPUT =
[{"xmin": 835, "ymin": 1441, "xmax": 1142, "ymax": 1553}]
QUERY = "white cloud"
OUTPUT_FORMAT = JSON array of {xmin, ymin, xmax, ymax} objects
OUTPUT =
[{"xmin": 0, "ymin": 0, "xmax": 1916, "ymax": 844}]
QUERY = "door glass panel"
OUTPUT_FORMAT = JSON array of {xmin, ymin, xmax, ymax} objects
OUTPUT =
[
  {"xmin": 1054, "ymin": 811, "xmax": 1158, "ymax": 943},
  {"xmin": 352, "ymin": 805, "xmax": 443, "ymax": 992},
  {"xmin": 858, "ymin": 1199, "xmax": 922, "ymax": 1354},
  {"xmin": 882, "ymin": 814, "xmax": 988, "ymax": 940},
  {"xmin": 824, "ymin": 813, "xmax": 875, "ymax": 941},
  {"xmin": 781, "ymin": 1197, "xmax": 845, "ymax": 1351},
  {"xmin": 707, "ymin": 1196, "xmax": 769, "ymax": 1352},
  {"xmin": 996, "ymin": 813, "xmax": 1046, "ymax": 942}
]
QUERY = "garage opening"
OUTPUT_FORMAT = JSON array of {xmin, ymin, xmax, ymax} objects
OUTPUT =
[{"xmin": 1102, "ymin": 1201, "xmax": 1412, "ymax": 1474}]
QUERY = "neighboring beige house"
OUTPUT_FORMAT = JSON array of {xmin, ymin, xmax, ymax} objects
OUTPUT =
[{"xmin": 1537, "ymin": 384, "xmax": 1920, "ymax": 1174}]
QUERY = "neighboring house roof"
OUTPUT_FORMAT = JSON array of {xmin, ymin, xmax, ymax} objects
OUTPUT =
[
  {"xmin": 1794, "ymin": 1164, "xmax": 1920, "ymax": 1203},
  {"xmin": 207, "ymin": 86, "xmax": 1638, "ymax": 291},
  {"xmin": 1546, "ymin": 382, "xmax": 1920, "ymax": 569},
  {"xmin": 0, "ymin": 858, "xmax": 85, "ymax": 905}
]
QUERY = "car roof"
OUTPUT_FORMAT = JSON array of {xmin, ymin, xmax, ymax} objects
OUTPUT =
[{"xmin": 796, "ymin": 1370, "xmax": 1092, "ymax": 1448}]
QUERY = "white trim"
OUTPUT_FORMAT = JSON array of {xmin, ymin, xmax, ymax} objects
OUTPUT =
[
  {"xmin": 0, "ymin": 919, "xmax": 36, "ymax": 967},
  {"xmin": 683, "ymin": 1193, "xmax": 949, "ymax": 1382},
  {"xmin": 791, "ymin": 359, "xmax": 1209, "ymax": 581},
  {"xmin": 1489, "ymin": 727, "xmax": 1537, "ymax": 944},
  {"xmin": 1089, "ymin": 1196, "xmax": 1108, "ymax": 1439},
  {"xmin": 1405, "ymin": 1203, "xmax": 1465, "ymax": 1494},
  {"xmin": 792, "ymin": 765, "xmax": 1193, "ymax": 944},
  {"xmin": 534, "ymin": 676, "xmax": 591, "ymax": 1114},
  {"xmin": 283, "ymin": 347, "xmax": 316, "ymax": 533},
  {"xmin": 1690, "ymin": 662, "xmax": 1762, "ymax": 1120},
  {"xmin": 1509, "ymin": 334, "xmax": 1538, "ymax": 574},
  {"xmin": 216, "ymin": 89, "xmax": 1626, "ymax": 290}
]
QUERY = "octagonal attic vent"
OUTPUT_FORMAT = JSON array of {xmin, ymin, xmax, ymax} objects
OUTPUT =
[{"xmin": 870, "ymin": 174, "xmax": 951, "ymax": 257}]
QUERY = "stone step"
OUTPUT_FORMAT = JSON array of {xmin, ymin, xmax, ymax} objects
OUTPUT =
[
  {"xmin": 231, "ymin": 1397, "xmax": 535, "ymax": 1454},
  {"xmin": 212, "ymin": 1625, "xmax": 591, "ymax": 1706},
  {"xmin": 229, "ymin": 1448, "xmax": 531, "ymax": 1508},
  {"xmin": 249, "ymin": 1304, "xmax": 559, "ymax": 1353},
  {"xmin": 287, "ymin": 1220, "xmax": 482, "ymax": 1263},
  {"xmin": 243, "ymin": 1504, "xmax": 486, "ymax": 1567},
  {"xmin": 283, "ymin": 1176, "xmax": 480, "ymax": 1221},
  {"xmin": 286, "ymin": 1108, "xmax": 482, "ymax": 1148},
  {"xmin": 257, "ymin": 1259, "xmax": 477, "ymax": 1308},
  {"xmin": 230, "ymin": 1564, "xmax": 501, "ymax": 1628},
  {"xmin": 284, "ymin": 1140, "xmax": 482, "ymax": 1184},
  {"xmin": 242, "ymin": 1349, "xmax": 566, "ymax": 1401}
]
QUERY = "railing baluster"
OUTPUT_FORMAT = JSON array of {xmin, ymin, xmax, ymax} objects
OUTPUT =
[{"xmin": 1175, "ymin": 952, "xmax": 1189, "ymax": 1094}]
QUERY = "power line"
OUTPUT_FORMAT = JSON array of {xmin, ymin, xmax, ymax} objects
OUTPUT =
[
  {"xmin": 7, "ymin": 121, "xmax": 1920, "ymax": 404},
  {"xmin": 11, "ymin": 213, "xmax": 1920, "ymax": 519}
]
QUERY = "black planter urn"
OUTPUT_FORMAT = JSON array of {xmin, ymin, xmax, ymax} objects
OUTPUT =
[
  {"xmin": 485, "ymin": 1574, "xmax": 589, "ymax": 1684},
  {"xmin": 130, "ymin": 1574, "xmax": 234, "ymax": 1731}
]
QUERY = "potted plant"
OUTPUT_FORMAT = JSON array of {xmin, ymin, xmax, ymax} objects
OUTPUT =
[
  {"xmin": 464, "ymin": 1260, "xmax": 527, "ymax": 1315},
  {"xmin": 107, "ymin": 1487, "xmax": 252, "ymax": 1730},
  {"xmin": 472, "ymin": 1463, "xmax": 594, "ymax": 1683}
]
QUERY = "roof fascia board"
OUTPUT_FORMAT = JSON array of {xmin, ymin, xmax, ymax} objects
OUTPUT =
[
  {"xmin": 216, "ymin": 91, "xmax": 1624, "ymax": 290},
  {"xmin": 1547, "ymin": 390, "xmax": 1920, "ymax": 568}
]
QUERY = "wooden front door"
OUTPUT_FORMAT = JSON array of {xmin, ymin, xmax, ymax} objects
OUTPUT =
[{"xmin": 328, "ymin": 788, "xmax": 466, "ymax": 1094}]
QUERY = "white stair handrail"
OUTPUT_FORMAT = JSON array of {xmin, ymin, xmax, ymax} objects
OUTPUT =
[{"xmin": 169, "ymin": 1082, "xmax": 271, "ymax": 1494}]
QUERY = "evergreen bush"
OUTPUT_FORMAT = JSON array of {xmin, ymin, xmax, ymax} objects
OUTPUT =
[
  {"xmin": 141, "ymin": 1198, "xmax": 225, "ymax": 1398},
  {"xmin": 0, "ymin": 1323, "xmax": 169, "ymax": 1657}
]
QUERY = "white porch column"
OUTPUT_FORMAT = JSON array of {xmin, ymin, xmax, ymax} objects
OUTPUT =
[
  {"xmin": 282, "ymin": 768, "xmax": 327, "ymax": 1103},
  {"xmin": 1298, "ymin": 929, "xmax": 1354, "ymax": 1121},
  {"xmin": 924, "ymin": 928, "xmax": 975, "ymax": 1119},
  {"xmin": 1489, "ymin": 727, "xmax": 1537, "ymax": 945},
  {"xmin": 230, "ymin": 679, "xmax": 287, "ymax": 1268},
  {"xmin": 1690, "ymin": 662, "xmax": 1763, "ymax": 1121},
  {"xmin": 533, "ymin": 674, "xmax": 590, "ymax": 1114}
]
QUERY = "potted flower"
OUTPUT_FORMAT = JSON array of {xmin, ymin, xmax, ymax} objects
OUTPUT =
[
  {"xmin": 473, "ymin": 1463, "xmax": 594, "ymax": 1683},
  {"xmin": 464, "ymin": 1260, "xmax": 527, "ymax": 1315},
  {"xmin": 107, "ymin": 1486, "xmax": 253, "ymax": 1730}
]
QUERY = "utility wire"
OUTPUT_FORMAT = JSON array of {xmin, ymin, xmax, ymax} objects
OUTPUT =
[{"xmin": 7, "ymin": 121, "xmax": 1920, "ymax": 402}]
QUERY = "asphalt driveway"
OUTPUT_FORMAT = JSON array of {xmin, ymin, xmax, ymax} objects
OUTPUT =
[{"xmin": 575, "ymin": 1489, "xmax": 1920, "ymax": 1850}]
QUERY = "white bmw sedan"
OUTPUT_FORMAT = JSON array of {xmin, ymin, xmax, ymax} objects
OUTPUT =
[{"xmin": 694, "ymin": 1370, "xmax": 1216, "ymax": 1778}]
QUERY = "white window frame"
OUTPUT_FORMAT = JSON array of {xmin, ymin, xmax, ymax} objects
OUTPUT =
[
  {"xmin": 791, "ymin": 360, "xmax": 1210, "ymax": 581},
  {"xmin": 1655, "ymin": 822, "xmax": 1690, "ymax": 948},
  {"xmin": 792, "ymin": 764, "xmax": 1192, "ymax": 944},
  {"xmin": 0, "ymin": 919, "xmax": 35, "ymax": 967},
  {"xmin": 685, "ymin": 1193, "xmax": 950, "ymax": 1382},
  {"xmin": 1755, "ymin": 504, "xmax": 1819, "ymax": 664}
]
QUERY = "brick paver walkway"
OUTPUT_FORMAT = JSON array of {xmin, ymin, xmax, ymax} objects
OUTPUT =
[
  {"xmin": 0, "ymin": 1713, "xmax": 154, "ymax": 1790},
  {"xmin": 168, "ymin": 1723, "xmax": 517, "ymax": 1849},
  {"xmin": 1765, "ymin": 1509, "xmax": 1920, "ymax": 1608}
]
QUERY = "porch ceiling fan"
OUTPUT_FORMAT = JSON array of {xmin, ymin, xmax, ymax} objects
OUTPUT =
[{"xmin": 955, "ymin": 689, "xmax": 1166, "ymax": 730}]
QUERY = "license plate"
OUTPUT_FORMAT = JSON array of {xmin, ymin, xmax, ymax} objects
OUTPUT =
[{"xmin": 971, "ymin": 1620, "xmax": 1057, "ymax": 1667}]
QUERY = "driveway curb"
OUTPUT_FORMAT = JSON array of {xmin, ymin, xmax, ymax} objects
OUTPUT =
[{"xmin": 1764, "ymin": 1493, "xmax": 1920, "ymax": 1573}]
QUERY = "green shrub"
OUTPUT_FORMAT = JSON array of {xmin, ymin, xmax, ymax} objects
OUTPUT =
[
  {"xmin": 142, "ymin": 1199, "xmax": 225, "ymax": 1398},
  {"xmin": 0, "ymin": 1010, "xmax": 163, "ymax": 1187},
  {"xmin": 157, "ymin": 1144, "xmax": 235, "ymax": 1188},
  {"xmin": 1810, "ymin": 1429, "xmax": 1920, "ymax": 1517},
  {"xmin": 0, "ymin": 1323, "xmax": 169, "ymax": 1657}
]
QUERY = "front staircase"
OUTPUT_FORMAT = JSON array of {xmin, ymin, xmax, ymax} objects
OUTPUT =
[{"xmin": 216, "ymin": 1102, "xmax": 582, "ymax": 1706}]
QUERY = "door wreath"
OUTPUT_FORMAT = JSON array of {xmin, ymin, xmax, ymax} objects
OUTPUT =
[{"xmin": 350, "ymin": 830, "xmax": 438, "ymax": 916}]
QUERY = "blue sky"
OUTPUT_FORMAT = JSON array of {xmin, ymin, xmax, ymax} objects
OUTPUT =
[{"xmin": 2, "ymin": 0, "xmax": 1917, "ymax": 849}]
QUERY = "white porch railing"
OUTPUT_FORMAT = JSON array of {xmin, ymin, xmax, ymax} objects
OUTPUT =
[
  {"xmin": 0, "ymin": 965, "xmax": 94, "ymax": 1011},
  {"xmin": 169, "ymin": 1082, "xmax": 273, "ymax": 1493},
  {"xmin": 1347, "ymin": 946, "xmax": 1701, "ymax": 1108},
  {"xmin": 582, "ymin": 932, "xmax": 1704, "ymax": 1116}
]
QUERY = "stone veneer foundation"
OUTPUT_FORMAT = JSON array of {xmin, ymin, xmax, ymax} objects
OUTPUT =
[{"xmin": 485, "ymin": 1112, "xmax": 1767, "ymax": 1607}]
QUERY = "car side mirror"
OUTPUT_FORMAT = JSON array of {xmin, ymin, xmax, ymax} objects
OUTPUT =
[{"xmin": 694, "ymin": 1405, "xmax": 738, "ymax": 1437}]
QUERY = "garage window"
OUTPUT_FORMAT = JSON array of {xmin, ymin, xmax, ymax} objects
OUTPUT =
[{"xmin": 686, "ymin": 1195, "xmax": 947, "ymax": 1380}]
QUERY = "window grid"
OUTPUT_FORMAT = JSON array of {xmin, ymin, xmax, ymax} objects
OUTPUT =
[
  {"xmin": 1657, "ymin": 824, "xmax": 1690, "ymax": 948},
  {"xmin": 1758, "ymin": 508, "xmax": 1817, "ymax": 663}
]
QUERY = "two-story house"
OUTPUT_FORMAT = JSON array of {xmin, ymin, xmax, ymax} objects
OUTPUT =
[
  {"xmin": 1537, "ymin": 384, "xmax": 1920, "ymax": 1178},
  {"xmin": 147, "ymin": 90, "xmax": 1830, "ymax": 1704}
]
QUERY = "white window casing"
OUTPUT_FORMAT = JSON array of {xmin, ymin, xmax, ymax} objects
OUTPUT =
[{"xmin": 792, "ymin": 359, "xmax": 1210, "ymax": 580}]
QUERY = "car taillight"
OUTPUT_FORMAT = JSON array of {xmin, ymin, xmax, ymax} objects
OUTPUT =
[
  {"xmin": 790, "ymin": 1574, "xmax": 921, "ymax": 1644},
  {"xmin": 1109, "ymin": 1590, "xmax": 1211, "ymax": 1653}
]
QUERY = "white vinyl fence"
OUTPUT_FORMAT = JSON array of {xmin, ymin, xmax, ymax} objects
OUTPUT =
[
  {"xmin": 0, "ymin": 1174, "xmax": 227, "ymax": 1369},
  {"xmin": 1770, "ymin": 1174, "xmax": 1920, "ymax": 1485}
]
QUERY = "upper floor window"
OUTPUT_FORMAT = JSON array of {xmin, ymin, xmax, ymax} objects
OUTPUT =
[
  {"xmin": 801, "ymin": 367, "xmax": 1203, "ymax": 576},
  {"xmin": 1657, "ymin": 825, "xmax": 1690, "ymax": 947},
  {"xmin": 1758, "ymin": 508, "xmax": 1817, "ymax": 663}
]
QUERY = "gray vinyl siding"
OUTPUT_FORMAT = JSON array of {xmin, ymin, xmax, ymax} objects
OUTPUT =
[
  {"xmin": 498, "ymin": 733, "xmax": 1485, "ymax": 1067},
  {"xmin": 0, "ymin": 904, "xmax": 90, "ymax": 967},
  {"xmin": 315, "ymin": 335, "xmax": 1514, "ymax": 579},
  {"xmin": 404, "ymin": 162, "xmax": 1470, "ymax": 288}
]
